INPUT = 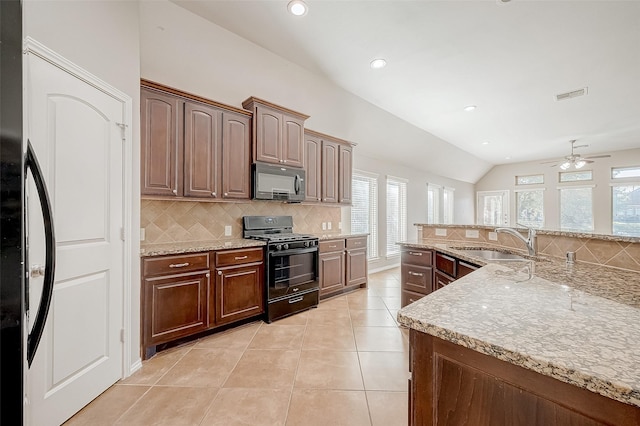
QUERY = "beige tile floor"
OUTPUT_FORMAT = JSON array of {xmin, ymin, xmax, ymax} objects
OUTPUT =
[{"xmin": 65, "ymin": 268, "xmax": 408, "ymax": 426}]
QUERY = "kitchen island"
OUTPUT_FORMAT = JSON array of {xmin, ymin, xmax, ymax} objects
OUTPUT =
[{"xmin": 397, "ymin": 241, "xmax": 640, "ymax": 425}]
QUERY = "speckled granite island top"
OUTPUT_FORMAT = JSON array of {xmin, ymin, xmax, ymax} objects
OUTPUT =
[
  {"xmin": 140, "ymin": 239, "xmax": 265, "ymax": 257},
  {"xmin": 397, "ymin": 241, "xmax": 640, "ymax": 408}
]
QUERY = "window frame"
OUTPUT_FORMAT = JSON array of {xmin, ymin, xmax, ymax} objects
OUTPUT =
[
  {"xmin": 386, "ymin": 176, "xmax": 408, "ymax": 258},
  {"xmin": 610, "ymin": 182, "xmax": 640, "ymax": 237},
  {"xmin": 350, "ymin": 170, "xmax": 379, "ymax": 260},
  {"xmin": 515, "ymin": 174, "xmax": 544, "ymax": 186},
  {"xmin": 426, "ymin": 183, "xmax": 441, "ymax": 224},
  {"xmin": 514, "ymin": 188, "xmax": 545, "ymax": 229},
  {"xmin": 443, "ymin": 187, "xmax": 455, "ymax": 224},
  {"xmin": 559, "ymin": 170, "xmax": 593, "ymax": 183},
  {"xmin": 611, "ymin": 166, "xmax": 640, "ymax": 180},
  {"xmin": 558, "ymin": 185, "xmax": 595, "ymax": 232}
]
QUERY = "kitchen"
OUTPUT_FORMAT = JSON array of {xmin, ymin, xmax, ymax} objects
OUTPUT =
[{"xmin": 2, "ymin": 0, "xmax": 639, "ymax": 425}]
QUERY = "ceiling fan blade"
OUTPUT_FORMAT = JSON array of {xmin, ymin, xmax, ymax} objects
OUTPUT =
[
  {"xmin": 540, "ymin": 160, "xmax": 560, "ymax": 164},
  {"xmin": 584, "ymin": 154, "xmax": 611, "ymax": 159}
]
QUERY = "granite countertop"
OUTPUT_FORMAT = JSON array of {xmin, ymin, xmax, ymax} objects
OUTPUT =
[
  {"xmin": 140, "ymin": 239, "xmax": 266, "ymax": 257},
  {"xmin": 397, "ymin": 240, "xmax": 640, "ymax": 408},
  {"xmin": 314, "ymin": 233, "xmax": 369, "ymax": 240}
]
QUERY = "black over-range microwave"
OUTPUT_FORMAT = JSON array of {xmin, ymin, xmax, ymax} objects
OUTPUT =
[{"xmin": 252, "ymin": 162, "xmax": 305, "ymax": 202}]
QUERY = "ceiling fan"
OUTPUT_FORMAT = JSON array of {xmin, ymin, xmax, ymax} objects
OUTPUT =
[{"xmin": 541, "ymin": 140, "xmax": 611, "ymax": 170}]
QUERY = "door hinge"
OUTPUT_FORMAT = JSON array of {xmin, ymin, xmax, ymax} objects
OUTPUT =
[
  {"xmin": 120, "ymin": 227, "xmax": 125, "ymax": 241},
  {"xmin": 115, "ymin": 122, "xmax": 128, "ymax": 140},
  {"xmin": 120, "ymin": 328, "xmax": 125, "ymax": 343}
]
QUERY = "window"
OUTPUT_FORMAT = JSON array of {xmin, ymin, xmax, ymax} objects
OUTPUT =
[
  {"xmin": 516, "ymin": 190, "xmax": 544, "ymax": 228},
  {"xmin": 516, "ymin": 174, "xmax": 544, "ymax": 185},
  {"xmin": 612, "ymin": 185, "xmax": 640, "ymax": 237},
  {"xmin": 612, "ymin": 166, "xmax": 640, "ymax": 180},
  {"xmin": 477, "ymin": 190, "xmax": 509, "ymax": 226},
  {"xmin": 386, "ymin": 176, "xmax": 407, "ymax": 257},
  {"xmin": 351, "ymin": 171, "xmax": 378, "ymax": 259},
  {"xmin": 443, "ymin": 187, "xmax": 454, "ymax": 224},
  {"xmin": 426, "ymin": 184, "xmax": 441, "ymax": 224},
  {"xmin": 559, "ymin": 170, "xmax": 592, "ymax": 182},
  {"xmin": 559, "ymin": 187, "xmax": 593, "ymax": 232}
]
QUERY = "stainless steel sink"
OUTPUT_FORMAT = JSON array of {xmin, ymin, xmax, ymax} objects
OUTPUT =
[{"xmin": 451, "ymin": 248, "xmax": 528, "ymax": 261}]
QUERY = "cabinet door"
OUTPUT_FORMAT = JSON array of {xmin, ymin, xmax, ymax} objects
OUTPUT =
[
  {"xmin": 255, "ymin": 106, "xmax": 282, "ymax": 164},
  {"xmin": 434, "ymin": 270, "xmax": 453, "ymax": 291},
  {"xmin": 338, "ymin": 144, "xmax": 353, "ymax": 204},
  {"xmin": 222, "ymin": 112, "xmax": 251, "ymax": 199},
  {"xmin": 402, "ymin": 264, "xmax": 433, "ymax": 294},
  {"xmin": 305, "ymin": 134, "xmax": 322, "ymax": 202},
  {"xmin": 143, "ymin": 271, "xmax": 209, "ymax": 346},
  {"xmin": 183, "ymin": 101, "xmax": 222, "ymax": 198},
  {"xmin": 215, "ymin": 263, "xmax": 264, "ymax": 326},
  {"xmin": 321, "ymin": 140, "xmax": 339, "ymax": 203},
  {"xmin": 346, "ymin": 248, "xmax": 367, "ymax": 287},
  {"xmin": 141, "ymin": 89, "xmax": 182, "ymax": 196},
  {"xmin": 282, "ymin": 115, "xmax": 304, "ymax": 167},
  {"xmin": 319, "ymin": 251, "xmax": 345, "ymax": 295}
]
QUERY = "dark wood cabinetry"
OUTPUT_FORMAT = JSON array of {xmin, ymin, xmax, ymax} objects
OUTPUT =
[
  {"xmin": 305, "ymin": 129, "xmax": 355, "ymax": 205},
  {"xmin": 141, "ymin": 88, "xmax": 182, "ymax": 196},
  {"xmin": 141, "ymin": 80, "xmax": 251, "ymax": 201},
  {"xmin": 319, "ymin": 236, "xmax": 368, "ymax": 298},
  {"xmin": 401, "ymin": 248, "xmax": 434, "ymax": 308},
  {"xmin": 242, "ymin": 97, "xmax": 308, "ymax": 168},
  {"xmin": 345, "ymin": 237, "xmax": 367, "ymax": 287},
  {"xmin": 141, "ymin": 246, "xmax": 264, "ymax": 359},
  {"xmin": 434, "ymin": 252, "xmax": 479, "ymax": 291},
  {"xmin": 409, "ymin": 330, "xmax": 640, "ymax": 426}
]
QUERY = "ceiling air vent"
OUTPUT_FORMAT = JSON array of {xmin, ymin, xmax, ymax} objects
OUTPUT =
[{"xmin": 555, "ymin": 87, "xmax": 588, "ymax": 101}]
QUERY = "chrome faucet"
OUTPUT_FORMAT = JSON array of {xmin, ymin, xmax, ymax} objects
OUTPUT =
[{"xmin": 495, "ymin": 226, "xmax": 537, "ymax": 256}]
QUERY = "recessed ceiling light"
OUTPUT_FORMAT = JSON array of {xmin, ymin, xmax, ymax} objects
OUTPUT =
[
  {"xmin": 370, "ymin": 58, "xmax": 387, "ymax": 69},
  {"xmin": 287, "ymin": 0, "xmax": 308, "ymax": 16},
  {"xmin": 482, "ymin": 141, "xmax": 490, "ymax": 145},
  {"xmin": 463, "ymin": 105, "xmax": 477, "ymax": 112},
  {"xmin": 505, "ymin": 156, "xmax": 511, "ymax": 160}
]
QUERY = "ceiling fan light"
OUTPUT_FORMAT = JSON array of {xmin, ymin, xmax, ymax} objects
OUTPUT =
[
  {"xmin": 575, "ymin": 160, "xmax": 586, "ymax": 169},
  {"xmin": 560, "ymin": 161, "xmax": 571, "ymax": 170},
  {"xmin": 287, "ymin": 0, "xmax": 308, "ymax": 16}
]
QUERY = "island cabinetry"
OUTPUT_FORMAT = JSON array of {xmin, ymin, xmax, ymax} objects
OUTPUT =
[
  {"xmin": 242, "ymin": 97, "xmax": 309, "ymax": 168},
  {"xmin": 434, "ymin": 252, "xmax": 479, "ymax": 291},
  {"xmin": 141, "ymin": 246, "xmax": 264, "ymax": 359},
  {"xmin": 213, "ymin": 247, "xmax": 264, "ymax": 326},
  {"xmin": 141, "ymin": 80, "xmax": 251, "ymax": 200},
  {"xmin": 401, "ymin": 248, "xmax": 434, "ymax": 308},
  {"xmin": 141, "ymin": 252, "xmax": 210, "ymax": 358},
  {"xmin": 409, "ymin": 330, "xmax": 640, "ymax": 426},
  {"xmin": 304, "ymin": 129, "xmax": 355, "ymax": 205},
  {"xmin": 318, "ymin": 239, "xmax": 346, "ymax": 296},
  {"xmin": 345, "ymin": 236, "xmax": 368, "ymax": 287}
]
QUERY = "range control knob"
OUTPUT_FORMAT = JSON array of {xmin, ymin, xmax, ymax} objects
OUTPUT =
[
  {"xmin": 304, "ymin": 241, "xmax": 310, "ymax": 247},
  {"xmin": 282, "ymin": 243, "xmax": 289, "ymax": 250},
  {"xmin": 276, "ymin": 244, "xmax": 283, "ymax": 251}
]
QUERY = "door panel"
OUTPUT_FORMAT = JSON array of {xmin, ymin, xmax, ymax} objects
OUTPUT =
[
  {"xmin": 305, "ymin": 135, "xmax": 321, "ymax": 202},
  {"xmin": 477, "ymin": 190, "xmax": 510, "ymax": 226},
  {"xmin": 255, "ymin": 108, "xmax": 281, "ymax": 164},
  {"xmin": 26, "ymin": 50, "xmax": 125, "ymax": 426},
  {"xmin": 184, "ymin": 102, "xmax": 222, "ymax": 198},
  {"xmin": 222, "ymin": 113, "xmax": 251, "ymax": 199},
  {"xmin": 282, "ymin": 117, "xmax": 304, "ymax": 167},
  {"xmin": 339, "ymin": 144, "xmax": 352, "ymax": 204},
  {"xmin": 322, "ymin": 141, "xmax": 339, "ymax": 203}
]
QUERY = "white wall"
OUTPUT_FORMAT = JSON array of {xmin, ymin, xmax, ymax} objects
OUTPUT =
[
  {"xmin": 24, "ymin": 0, "xmax": 142, "ymax": 372},
  {"xmin": 476, "ymin": 148, "xmax": 640, "ymax": 234},
  {"xmin": 138, "ymin": 0, "xmax": 491, "ymax": 185},
  {"xmin": 341, "ymin": 154, "xmax": 475, "ymax": 272}
]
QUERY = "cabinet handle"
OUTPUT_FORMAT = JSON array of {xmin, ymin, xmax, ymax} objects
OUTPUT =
[
  {"xmin": 408, "ymin": 271, "xmax": 424, "ymax": 277},
  {"xmin": 206, "ymin": 273, "xmax": 210, "ymax": 278},
  {"xmin": 329, "ymin": 245, "xmax": 337, "ymax": 248},
  {"xmin": 318, "ymin": 197, "xmax": 321, "ymax": 201},
  {"xmin": 289, "ymin": 296, "xmax": 303, "ymax": 304},
  {"xmin": 172, "ymin": 189, "xmax": 178, "ymax": 195},
  {"xmin": 283, "ymin": 160, "xmax": 287, "ymax": 163},
  {"xmin": 218, "ymin": 270, "xmax": 222, "ymax": 276},
  {"xmin": 169, "ymin": 262, "xmax": 190, "ymax": 268},
  {"xmin": 212, "ymin": 192, "xmax": 216, "ymax": 197},
  {"xmin": 408, "ymin": 252, "xmax": 422, "ymax": 256},
  {"xmin": 224, "ymin": 192, "xmax": 228, "ymax": 196},
  {"xmin": 234, "ymin": 255, "xmax": 248, "ymax": 260}
]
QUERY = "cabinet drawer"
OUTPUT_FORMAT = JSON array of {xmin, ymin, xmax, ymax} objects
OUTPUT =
[
  {"xmin": 346, "ymin": 236, "xmax": 367, "ymax": 250},
  {"xmin": 458, "ymin": 260, "xmax": 479, "ymax": 278},
  {"xmin": 435, "ymin": 252, "xmax": 456, "ymax": 278},
  {"xmin": 434, "ymin": 270, "xmax": 454, "ymax": 291},
  {"xmin": 402, "ymin": 264, "xmax": 432, "ymax": 294},
  {"xmin": 319, "ymin": 239, "xmax": 345, "ymax": 253},
  {"xmin": 143, "ymin": 252, "xmax": 210, "ymax": 277},
  {"xmin": 401, "ymin": 289, "xmax": 425, "ymax": 308},
  {"xmin": 215, "ymin": 247, "xmax": 264, "ymax": 267},
  {"xmin": 401, "ymin": 249, "xmax": 433, "ymax": 267}
]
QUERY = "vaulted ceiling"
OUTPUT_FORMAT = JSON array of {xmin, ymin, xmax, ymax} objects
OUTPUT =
[{"xmin": 173, "ymin": 0, "xmax": 640, "ymax": 167}]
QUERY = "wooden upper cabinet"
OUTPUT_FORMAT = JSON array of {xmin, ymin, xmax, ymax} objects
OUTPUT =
[
  {"xmin": 242, "ymin": 97, "xmax": 309, "ymax": 167},
  {"xmin": 141, "ymin": 88, "xmax": 182, "ymax": 196},
  {"xmin": 304, "ymin": 133, "xmax": 322, "ymax": 202},
  {"xmin": 222, "ymin": 112, "xmax": 251, "ymax": 199},
  {"xmin": 322, "ymin": 140, "xmax": 339, "ymax": 203},
  {"xmin": 339, "ymin": 144, "xmax": 353, "ymax": 204},
  {"xmin": 183, "ymin": 101, "xmax": 222, "ymax": 199},
  {"xmin": 282, "ymin": 117, "xmax": 304, "ymax": 167}
]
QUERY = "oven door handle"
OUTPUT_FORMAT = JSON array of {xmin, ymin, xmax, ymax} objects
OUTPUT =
[{"xmin": 269, "ymin": 247, "xmax": 318, "ymax": 257}]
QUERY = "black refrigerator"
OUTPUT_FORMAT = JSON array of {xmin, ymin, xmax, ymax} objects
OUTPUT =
[{"xmin": 1, "ymin": 1, "xmax": 55, "ymax": 423}]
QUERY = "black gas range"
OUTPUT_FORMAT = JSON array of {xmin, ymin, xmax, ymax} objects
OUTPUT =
[{"xmin": 243, "ymin": 216, "xmax": 319, "ymax": 322}]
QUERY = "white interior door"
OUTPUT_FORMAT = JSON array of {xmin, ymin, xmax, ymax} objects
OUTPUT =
[
  {"xmin": 477, "ymin": 190, "xmax": 510, "ymax": 226},
  {"xmin": 25, "ymin": 49, "xmax": 126, "ymax": 426}
]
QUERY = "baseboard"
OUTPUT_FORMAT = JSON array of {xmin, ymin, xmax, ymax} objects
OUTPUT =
[
  {"xmin": 368, "ymin": 263, "xmax": 400, "ymax": 274},
  {"xmin": 127, "ymin": 358, "xmax": 142, "ymax": 378}
]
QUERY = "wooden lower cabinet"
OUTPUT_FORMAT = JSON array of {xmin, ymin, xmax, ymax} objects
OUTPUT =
[
  {"xmin": 346, "ymin": 236, "xmax": 367, "ymax": 287},
  {"xmin": 434, "ymin": 270, "xmax": 453, "ymax": 291},
  {"xmin": 401, "ymin": 248, "xmax": 434, "ymax": 308},
  {"xmin": 319, "ymin": 250, "xmax": 345, "ymax": 295},
  {"xmin": 409, "ymin": 330, "xmax": 640, "ymax": 426},
  {"xmin": 319, "ymin": 236, "xmax": 368, "ymax": 298},
  {"xmin": 214, "ymin": 263, "xmax": 264, "ymax": 326},
  {"xmin": 141, "ymin": 247, "xmax": 264, "ymax": 359}
]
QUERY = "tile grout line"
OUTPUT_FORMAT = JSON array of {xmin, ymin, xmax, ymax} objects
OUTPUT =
[{"xmin": 283, "ymin": 312, "xmax": 309, "ymax": 425}]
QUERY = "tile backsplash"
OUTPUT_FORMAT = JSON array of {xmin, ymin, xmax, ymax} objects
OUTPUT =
[{"xmin": 141, "ymin": 200, "xmax": 343, "ymax": 244}]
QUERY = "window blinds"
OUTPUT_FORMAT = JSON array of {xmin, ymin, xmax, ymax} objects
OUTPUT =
[
  {"xmin": 386, "ymin": 177, "xmax": 407, "ymax": 257},
  {"xmin": 351, "ymin": 172, "xmax": 378, "ymax": 259}
]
